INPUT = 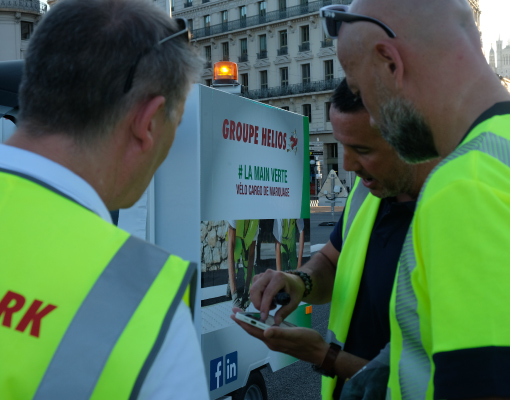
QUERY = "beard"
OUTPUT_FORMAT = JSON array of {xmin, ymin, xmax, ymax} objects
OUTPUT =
[{"xmin": 377, "ymin": 96, "xmax": 439, "ymax": 164}]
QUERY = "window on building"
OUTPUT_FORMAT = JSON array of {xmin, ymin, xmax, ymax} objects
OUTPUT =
[
  {"xmin": 260, "ymin": 70, "xmax": 268, "ymax": 90},
  {"xmin": 279, "ymin": 0, "xmax": 286, "ymax": 11},
  {"xmin": 204, "ymin": 45, "xmax": 211, "ymax": 61},
  {"xmin": 301, "ymin": 25, "xmax": 310, "ymax": 43},
  {"xmin": 171, "ymin": 0, "xmax": 174, "ymax": 11},
  {"xmin": 259, "ymin": 1, "xmax": 266, "ymax": 17},
  {"xmin": 281, "ymin": 106, "xmax": 290, "ymax": 111},
  {"xmin": 322, "ymin": 31, "xmax": 334, "ymax": 48},
  {"xmin": 187, "ymin": 19, "xmax": 194, "ymax": 33},
  {"xmin": 21, "ymin": 21, "xmax": 33, "ymax": 40},
  {"xmin": 259, "ymin": 34, "xmax": 267, "ymax": 51},
  {"xmin": 240, "ymin": 38, "xmax": 248, "ymax": 55},
  {"xmin": 222, "ymin": 42, "xmax": 229, "ymax": 60},
  {"xmin": 325, "ymin": 102, "xmax": 331, "ymax": 122},
  {"xmin": 205, "ymin": 79, "xmax": 212, "ymax": 87},
  {"xmin": 303, "ymin": 104, "xmax": 312, "ymax": 122},
  {"xmin": 241, "ymin": 73, "xmax": 249, "ymax": 89},
  {"xmin": 204, "ymin": 15, "xmax": 211, "ymax": 27},
  {"xmin": 240, "ymin": 6, "xmax": 246, "ymax": 20},
  {"xmin": 280, "ymin": 30, "xmax": 288, "ymax": 48},
  {"xmin": 302, "ymin": 64, "xmax": 311, "ymax": 84},
  {"xmin": 329, "ymin": 143, "xmax": 338, "ymax": 158},
  {"xmin": 280, "ymin": 67, "xmax": 289, "ymax": 87},
  {"xmin": 325, "ymin": 60, "xmax": 334, "ymax": 81},
  {"xmin": 258, "ymin": 35, "xmax": 267, "ymax": 59},
  {"xmin": 222, "ymin": 10, "xmax": 228, "ymax": 24},
  {"xmin": 239, "ymin": 38, "xmax": 248, "ymax": 62}
]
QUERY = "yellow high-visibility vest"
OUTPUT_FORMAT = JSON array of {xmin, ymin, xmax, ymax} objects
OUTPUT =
[
  {"xmin": 0, "ymin": 169, "xmax": 195, "ymax": 400},
  {"xmin": 321, "ymin": 177, "xmax": 380, "ymax": 399},
  {"xmin": 388, "ymin": 111, "xmax": 510, "ymax": 399}
]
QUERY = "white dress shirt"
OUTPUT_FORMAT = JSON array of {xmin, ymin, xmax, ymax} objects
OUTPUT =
[{"xmin": 0, "ymin": 143, "xmax": 209, "ymax": 400}]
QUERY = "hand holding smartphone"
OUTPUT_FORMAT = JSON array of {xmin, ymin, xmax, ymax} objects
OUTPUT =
[{"xmin": 235, "ymin": 312, "xmax": 297, "ymax": 330}]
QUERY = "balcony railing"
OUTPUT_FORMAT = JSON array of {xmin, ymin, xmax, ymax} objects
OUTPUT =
[
  {"xmin": 299, "ymin": 42, "xmax": 311, "ymax": 52},
  {"xmin": 184, "ymin": 0, "xmax": 192, "ymax": 7},
  {"xmin": 257, "ymin": 51, "xmax": 268, "ymax": 60},
  {"xmin": 277, "ymin": 47, "xmax": 288, "ymax": 56},
  {"xmin": 238, "ymin": 54, "xmax": 249, "ymax": 63},
  {"xmin": 0, "ymin": 0, "xmax": 47, "ymax": 14},
  {"xmin": 191, "ymin": 0, "xmax": 349, "ymax": 40},
  {"xmin": 202, "ymin": 0, "xmax": 209, "ymax": 3},
  {"xmin": 321, "ymin": 39, "xmax": 334, "ymax": 48},
  {"xmin": 240, "ymin": 78, "xmax": 342, "ymax": 100}
]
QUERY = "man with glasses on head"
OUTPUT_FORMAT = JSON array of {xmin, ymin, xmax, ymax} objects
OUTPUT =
[
  {"xmin": 325, "ymin": 1, "xmax": 510, "ymax": 399},
  {"xmin": 0, "ymin": 0, "xmax": 208, "ymax": 398},
  {"xmin": 233, "ymin": 79, "xmax": 437, "ymax": 400}
]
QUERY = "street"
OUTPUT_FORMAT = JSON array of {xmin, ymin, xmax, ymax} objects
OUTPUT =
[{"xmin": 261, "ymin": 209, "xmax": 343, "ymax": 400}]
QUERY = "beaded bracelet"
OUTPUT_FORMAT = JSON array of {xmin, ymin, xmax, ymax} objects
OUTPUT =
[{"xmin": 286, "ymin": 270, "xmax": 313, "ymax": 298}]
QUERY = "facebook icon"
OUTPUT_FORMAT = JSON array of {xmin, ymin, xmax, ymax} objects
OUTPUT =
[{"xmin": 210, "ymin": 356, "xmax": 223, "ymax": 391}]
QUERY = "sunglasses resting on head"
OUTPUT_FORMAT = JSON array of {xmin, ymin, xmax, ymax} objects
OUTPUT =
[
  {"xmin": 124, "ymin": 17, "xmax": 191, "ymax": 94},
  {"xmin": 320, "ymin": 5, "xmax": 396, "ymax": 39}
]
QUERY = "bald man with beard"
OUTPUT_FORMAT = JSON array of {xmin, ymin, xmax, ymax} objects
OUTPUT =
[{"xmin": 327, "ymin": 0, "xmax": 510, "ymax": 399}]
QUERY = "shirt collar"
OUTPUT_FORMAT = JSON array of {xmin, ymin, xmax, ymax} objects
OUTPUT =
[
  {"xmin": 459, "ymin": 101, "xmax": 510, "ymax": 147},
  {"xmin": 0, "ymin": 144, "xmax": 112, "ymax": 223}
]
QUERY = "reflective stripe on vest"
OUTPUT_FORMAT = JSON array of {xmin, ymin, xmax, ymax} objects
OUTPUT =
[
  {"xmin": 388, "ymin": 131, "xmax": 510, "ymax": 400},
  {"xmin": 322, "ymin": 177, "xmax": 380, "ymax": 400},
  {"xmin": 0, "ymin": 170, "xmax": 195, "ymax": 400}
]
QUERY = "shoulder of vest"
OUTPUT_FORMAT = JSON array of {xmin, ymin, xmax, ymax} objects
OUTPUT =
[{"xmin": 419, "ymin": 130, "xmax": 510, "ymax": 204}]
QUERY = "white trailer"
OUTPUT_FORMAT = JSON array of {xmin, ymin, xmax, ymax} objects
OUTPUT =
[{"xmin": 118, "ymin": 84, "xmax": 312, "ymax": 399}]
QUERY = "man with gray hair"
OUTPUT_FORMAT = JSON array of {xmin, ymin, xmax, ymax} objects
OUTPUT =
[
  {"xmin": 325, "ymin": 0, "xmax": 510, "ymax": 399},
  {"xmin": 0, "ymin": 0, "xmax": 208, "ymax": 398}
]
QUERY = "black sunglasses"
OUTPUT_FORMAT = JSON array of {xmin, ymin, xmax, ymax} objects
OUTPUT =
[
  {"xmin": 320, "ymin": 5, "xmax": 396, "ymax": 39},
  {"xmin": 123, "ymin": 17, "xmax": 191, "ymax": 94}
]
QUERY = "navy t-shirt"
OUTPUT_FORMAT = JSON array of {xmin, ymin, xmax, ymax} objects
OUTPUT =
[{"xmin": 329, "ymin": 197, "xmax": 415, "ymax": 360}]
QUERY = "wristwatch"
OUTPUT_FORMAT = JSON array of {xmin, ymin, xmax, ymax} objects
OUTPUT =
[{"xmin": 312, "ymin": 342, "xmax": 342, "ymax": 378}]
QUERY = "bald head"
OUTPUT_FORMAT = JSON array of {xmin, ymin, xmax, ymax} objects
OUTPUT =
[
  {"xmin": 336, "ymin": 0, "xmax": 509, "ymax": 160},
  {"xmin": 349, "ymin": 0, "xmax": 478, "ymax": 44}
]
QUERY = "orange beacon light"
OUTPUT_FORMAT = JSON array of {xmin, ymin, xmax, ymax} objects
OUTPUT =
[
  {"xmin": 213, "ymin": 61, "xmax": 238, "ymax": 82},
  {"xmin": 212, "ymin": 61, "xmax": 241, "ymax": 94}
]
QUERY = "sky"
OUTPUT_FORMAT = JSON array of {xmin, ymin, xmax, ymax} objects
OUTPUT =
[{"xmin": 480, "ymin": 0, "xmax": 510, "ymax": 62}]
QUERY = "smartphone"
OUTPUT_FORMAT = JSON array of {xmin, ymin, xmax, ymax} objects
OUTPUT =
[{"xmin": 235, "ymin": 312, "xmax": 297, "ymax": 330}]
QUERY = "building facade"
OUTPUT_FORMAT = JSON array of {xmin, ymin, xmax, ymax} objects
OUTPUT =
[
  {"xmin": 1, "ymin": 0, "xmax": 170, "ymax": 61},
  {"xmin": 0, "ymin": 0, "xmax": 48, "ymax": 61},
  {"xmin": 174, "ymin": 0, "xmax": 351, "ymax": 193},
  {"xmin": 495, "ymin": 38, "xmax": 510, "ymax": 78}
]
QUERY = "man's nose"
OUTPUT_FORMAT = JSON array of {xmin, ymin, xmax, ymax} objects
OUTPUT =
[{"xmin": 343, "ymin": 148, "xmax": 360, "ymax": 172}]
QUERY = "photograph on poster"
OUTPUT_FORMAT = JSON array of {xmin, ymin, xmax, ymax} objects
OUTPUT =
[{"xmin": 201, "ymin": 219, "xmax": 311, "ymax": 310}]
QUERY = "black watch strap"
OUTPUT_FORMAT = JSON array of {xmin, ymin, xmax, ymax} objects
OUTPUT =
[{"xmin": 312, "ymin": 342, "xmax": 342, "ymax": 378}]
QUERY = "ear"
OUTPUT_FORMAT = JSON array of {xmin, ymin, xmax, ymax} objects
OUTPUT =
[
  {"xmin": 374, "ymin": 41, "xmax": 404, "ymax": 90},
  {"xmin": 131, "ymin": 96, "xmax": 167, "ymax": 153}
]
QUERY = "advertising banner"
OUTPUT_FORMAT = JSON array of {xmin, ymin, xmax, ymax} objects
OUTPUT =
[
  {"xmin": 200, "ymin": 88, "xmax": 309, "ymax": 221},
  {"xmin": 198, "ymin": 87, "xmax": 311, "ymax": 310}
]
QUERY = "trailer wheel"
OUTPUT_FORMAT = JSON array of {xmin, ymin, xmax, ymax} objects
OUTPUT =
[{"xmin": 232, "ymin": 369, "xmax": 268, "ymax": 400}]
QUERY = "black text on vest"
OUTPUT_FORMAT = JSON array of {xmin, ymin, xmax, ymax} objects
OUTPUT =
[{"xmin": 0, "ymin": 290, "xmax": 57, "ymax": 338}]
